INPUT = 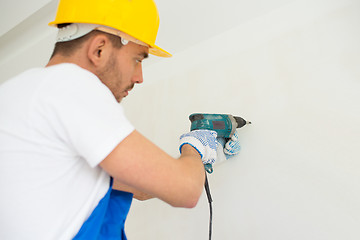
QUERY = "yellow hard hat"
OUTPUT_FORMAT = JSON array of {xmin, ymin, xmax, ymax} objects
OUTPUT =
[{"xmin": 49, "ymin": 0, "xmax": 171, "ymax": 58}]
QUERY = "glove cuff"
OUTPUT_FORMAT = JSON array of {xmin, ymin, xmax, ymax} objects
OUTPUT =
[{"xmin": 179, "ymin": 137, "xmax": 205, "ymax": 159}]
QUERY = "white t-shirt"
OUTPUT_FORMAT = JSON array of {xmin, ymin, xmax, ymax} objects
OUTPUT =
[{"xmin": 0, "ymin": 63, "xmax": 135, "ymax": 239}]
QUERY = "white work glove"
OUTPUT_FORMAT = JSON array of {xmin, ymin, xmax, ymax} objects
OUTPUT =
[
  {"xmin": 216, "ymin": 130, "xmax": 241, "ymax": 165},
  {"xmin": 179, "ymin": 130, "xmax": 218, "ymax": 165}
]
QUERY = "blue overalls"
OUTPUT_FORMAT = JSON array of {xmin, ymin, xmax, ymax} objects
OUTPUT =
[{"xmin": 73, "ymin": 178, "xmax": 133, "ymax": 240}]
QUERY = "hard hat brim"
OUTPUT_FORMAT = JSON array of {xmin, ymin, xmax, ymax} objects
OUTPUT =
[{"xmin": 149, "ymin": 45, "xmax": 172, "ymax": 58}]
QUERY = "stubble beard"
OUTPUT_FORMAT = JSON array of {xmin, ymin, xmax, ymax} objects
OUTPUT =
[{"xmin": 98, "ymin": 54, "xmax": 124, "ymax": 102}]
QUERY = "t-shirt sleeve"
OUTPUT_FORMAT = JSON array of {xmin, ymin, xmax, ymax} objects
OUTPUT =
[{"xmin": 34, "ymin": 65, "xmax": 135, "ymax": 167}]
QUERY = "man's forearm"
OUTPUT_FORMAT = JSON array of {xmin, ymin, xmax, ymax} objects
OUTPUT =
[{"xmin": 113, "ymin": 180, "xmax": 153, "ymax": 201}]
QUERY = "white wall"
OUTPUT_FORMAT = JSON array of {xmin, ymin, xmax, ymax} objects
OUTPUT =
[
  {"xmin": 124, "ymin": 0, "xmax": 360, "ymax": 239},
  {"xmin": 1, "ymin": 0, "xmax": 359, "ymax": 239},
  {"xmin": 0, "ymin": 0, "xmax": 58, "ymax": 83}
]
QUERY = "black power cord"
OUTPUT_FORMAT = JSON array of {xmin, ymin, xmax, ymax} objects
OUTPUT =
[{"xmin": 204, "ymin": 174, "xmax": 213, "ymax": 240}]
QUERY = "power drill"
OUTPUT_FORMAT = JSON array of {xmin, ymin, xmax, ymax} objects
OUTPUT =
[
  {"xmin": 189, "ymin": 113, "xmax": 251, "ymax": 139},
  {"xmin": 189, "ymin": 113, "xmax": 251, "ymax": 172}
]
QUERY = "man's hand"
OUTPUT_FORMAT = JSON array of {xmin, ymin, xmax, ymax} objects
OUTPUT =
[
  {"xmin": 179, "ymin": 130, "xmax": 218, "ymax": 165},
  {"xmin": 216, "ymin": 130, "xmax": 241, "ymax": 164}
]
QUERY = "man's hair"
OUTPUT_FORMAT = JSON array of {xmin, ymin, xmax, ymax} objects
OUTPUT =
[{"xmin": 50, "ymin": 23, "xmax": 124, "ymax": 59}]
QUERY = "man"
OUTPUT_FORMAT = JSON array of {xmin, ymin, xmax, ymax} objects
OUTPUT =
[{"xmin": 0, "ymin": 0, "xmax": 240, "ymax": 239}]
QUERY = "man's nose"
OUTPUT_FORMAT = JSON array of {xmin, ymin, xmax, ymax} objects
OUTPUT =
[{"xmin": 132, "ymin": 63, "xmax": 144, "ymax": 84}]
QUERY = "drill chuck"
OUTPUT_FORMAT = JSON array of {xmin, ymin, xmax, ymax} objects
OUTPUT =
[{"xmin": 233, "ymin": 116, "xmax": 252, "ymax": 128}]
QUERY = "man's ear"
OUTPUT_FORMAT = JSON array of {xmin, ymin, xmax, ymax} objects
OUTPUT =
[{"xmin": 87, "ymin": 34, "xmax": 110, "ymax": 67}]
